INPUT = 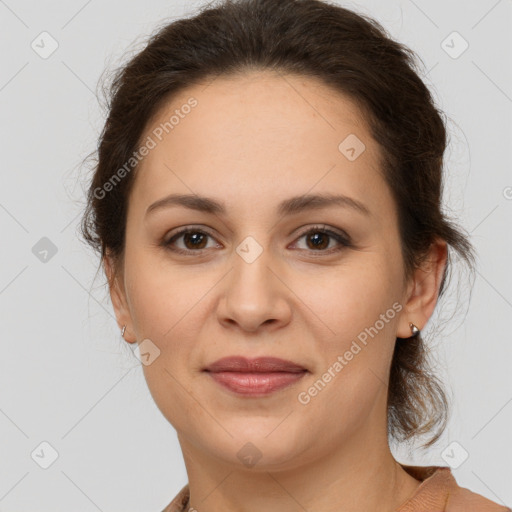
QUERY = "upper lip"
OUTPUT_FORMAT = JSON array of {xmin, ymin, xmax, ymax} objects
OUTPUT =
[{"xmin": 203, "ymin": 356, "xmax": 307, "ymax": 373}]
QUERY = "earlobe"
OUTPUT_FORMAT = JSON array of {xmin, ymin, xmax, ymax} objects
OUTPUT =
[{"xmin": 397, "ymin": 239, "xmax": 448, "ymax": 339}]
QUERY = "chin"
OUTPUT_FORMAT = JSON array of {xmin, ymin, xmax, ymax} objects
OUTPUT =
[{"xmin": 196, "ymin": 421, "xmax": 313, "ymax": 471}]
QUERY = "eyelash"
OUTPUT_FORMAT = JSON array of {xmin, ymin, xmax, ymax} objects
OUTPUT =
[{"xmin": 162, "ymin": 225, "xmax": 352, "ymax": 256}]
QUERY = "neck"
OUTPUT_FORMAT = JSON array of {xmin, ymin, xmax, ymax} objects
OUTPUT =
[{"xmin": 177, "ymin": 421, "xmax": 421, "ymax": 512}]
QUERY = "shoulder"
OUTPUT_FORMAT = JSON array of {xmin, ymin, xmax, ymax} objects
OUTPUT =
[
  {"xmin": 398, "ymin": 465, "xmax": 510, "ymax": 512},
  {"xmin": 445, "ymin": 478, "xmax": 511, "ymax": 512}
]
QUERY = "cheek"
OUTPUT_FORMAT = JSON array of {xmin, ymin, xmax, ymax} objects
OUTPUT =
[
  {"xmin": 296, "ymin": 262, "xmax": 401, "ymax": 436},
  {"xmin": 302, "ymin": 256, "xmax": 401, "ymax": 341},
  {"xmin": 301, "ymin": 255, "xmax": 403, "ymax": 416},
  {"xmin": 124, "ymin": 247, "xmax": 197, "ymax": 339}
]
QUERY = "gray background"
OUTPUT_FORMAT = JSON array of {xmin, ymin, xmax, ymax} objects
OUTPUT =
[{"xmin": 0, "ymin": 0, "xmax": 511, "ymax": 510}]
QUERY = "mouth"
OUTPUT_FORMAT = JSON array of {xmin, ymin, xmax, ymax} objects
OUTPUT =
[{"xmin": 203, "ymin": 356, "xmax": 308, "ymax": 396}]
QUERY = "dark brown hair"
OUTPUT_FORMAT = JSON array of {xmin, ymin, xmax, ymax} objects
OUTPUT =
[{"xmin": 80, "ymin": 0, "xmax": 476, "ymax": 448}]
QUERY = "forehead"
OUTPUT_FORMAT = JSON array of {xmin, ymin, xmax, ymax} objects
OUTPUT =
[{"xmin": 130, "ymin": 70, "xmax": 387, "ymax": 215}]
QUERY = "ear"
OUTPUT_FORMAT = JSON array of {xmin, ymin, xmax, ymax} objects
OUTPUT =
[
  {"xmin": 397, "ymin": 238, "xmax": 448, "ymax": 339},
  {"xmin": 103, "ymin": 253, "xmax": 136, "ymax": 344}
]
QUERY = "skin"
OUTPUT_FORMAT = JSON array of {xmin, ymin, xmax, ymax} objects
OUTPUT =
[{"xmin": 105, "ymin": 70, "xmax": 447, "ymax": 512}]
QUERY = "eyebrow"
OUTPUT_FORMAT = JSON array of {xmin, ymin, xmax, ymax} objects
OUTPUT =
[{"xmin": 145, "ymin": 192, "xmax": 372, "ymax": 218}]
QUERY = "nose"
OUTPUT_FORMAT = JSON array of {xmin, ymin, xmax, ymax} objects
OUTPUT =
[{"xmin": 216, "ymin": 246, "xmax": 293, "ymax": 334}]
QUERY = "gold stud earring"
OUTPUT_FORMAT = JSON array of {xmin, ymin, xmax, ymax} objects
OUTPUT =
[{"xmin": 409, "ymin": 322, "xmax": 420, "ymax": 337}]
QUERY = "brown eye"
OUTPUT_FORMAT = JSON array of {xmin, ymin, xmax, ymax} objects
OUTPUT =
[
  {"xmin": 305, "ymin": 231, "xmax": 330, "ymax": 250},
  {"xmin": 292, "ymin": 226, "xmax": 352, "ymax": 253},
  {"xmin": 181, "ymin": 231, "xmax": 208, "ymax": 250},
  {"xmin": 164, "ymin": 229, "xmax": 217, "ymax": 253}
]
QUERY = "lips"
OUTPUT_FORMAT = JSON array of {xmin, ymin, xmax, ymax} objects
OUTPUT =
[
  {"xmin": 203, "ymin": 356, "xmax": 308, "ymax": 396},
  {"xmin": 204, "ymin": 356, "xmax": 307, "ymax": 373}
]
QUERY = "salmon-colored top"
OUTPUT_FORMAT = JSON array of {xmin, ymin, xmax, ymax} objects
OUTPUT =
[{"xmin": 161, "ymin": 464, "xmax": 511, "ymax": 512}]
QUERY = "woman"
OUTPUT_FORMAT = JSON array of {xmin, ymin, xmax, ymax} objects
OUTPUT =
[{"xmin": 81, "ymin": 0, "xmax": 510, "ymax": 510}]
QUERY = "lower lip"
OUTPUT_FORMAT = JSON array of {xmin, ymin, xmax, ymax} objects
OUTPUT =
[{"xmin": 205, "ymin": 371, "xmax": 307, "ymax": 396}]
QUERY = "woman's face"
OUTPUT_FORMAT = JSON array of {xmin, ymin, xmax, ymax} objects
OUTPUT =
[{"xmin": 108, "ymin": 70, "xmax": 422, "ymax": 469}]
